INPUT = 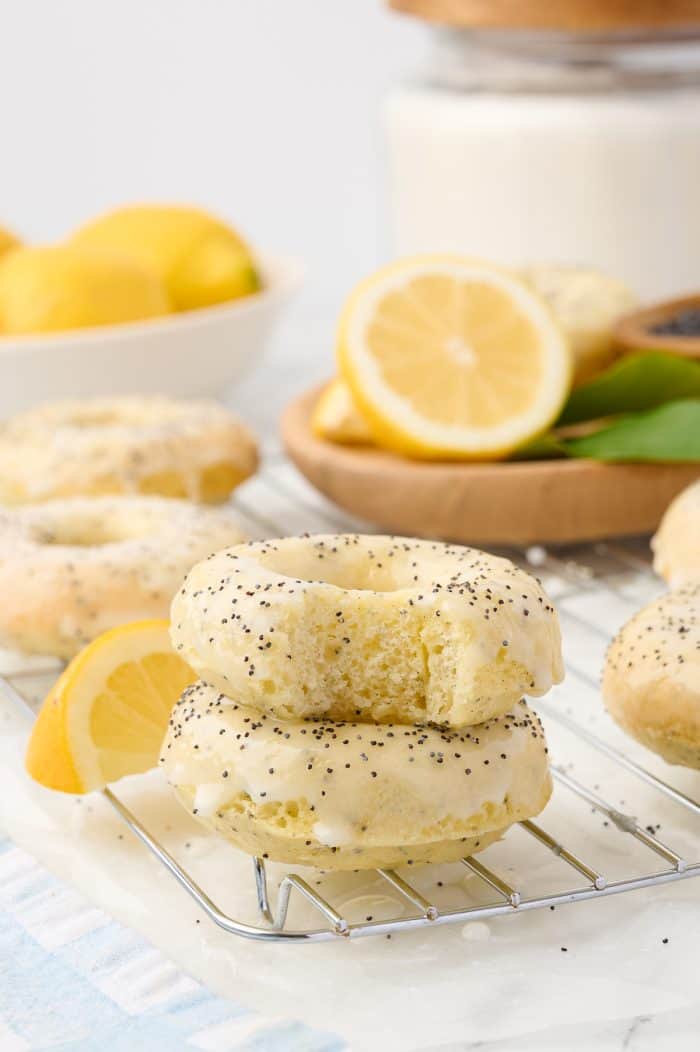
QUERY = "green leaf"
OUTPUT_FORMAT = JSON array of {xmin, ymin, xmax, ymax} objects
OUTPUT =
[
  {"xmin": 563, "ymin": 399, "xmax": 700, "ymax": 462},
  {"xmin": 510, "ymin": 433, "xmax": 567, "ymax": 460},
  {"xmin": 558, "ymin": 352, "xmax": 700, "ymax": 426}
]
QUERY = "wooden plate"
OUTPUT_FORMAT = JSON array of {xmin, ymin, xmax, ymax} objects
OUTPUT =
[{"xmin": 281, "ymin": 386, "xmax": 699, "ymax": 545}]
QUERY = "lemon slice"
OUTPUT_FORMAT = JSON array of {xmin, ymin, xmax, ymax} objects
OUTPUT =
[
  {"xmin": 25, "ymin": 620, "xmax": 195, "ymax": 794},
  {"xmin": 337, "ymin": 256, "xmax": 571, "ymax": 459},
  {"xmin": 311, "ymin": 378, "xmax": 374, "ymax": 445}
]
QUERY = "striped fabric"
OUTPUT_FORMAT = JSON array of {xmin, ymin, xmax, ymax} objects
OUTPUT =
[{"xmin": 0, "ymin": 838, "xmax": 345, "ymax": 1051}]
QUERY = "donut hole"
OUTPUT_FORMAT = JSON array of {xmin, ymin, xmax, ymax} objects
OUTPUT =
[
  {"xmin": 258, "ymin": 546, "xmax": 409, "ymax": 594},
  {"xmin": 34, "ymin": 517, "xmax": 146, "ymax": 548},
  {"xmin": 57, "ymin": 404, "xmax": 160, "ymax": 430},
  {"xmin": 61, "ymin": 408, "xmax": 127, "ymax": 428}
]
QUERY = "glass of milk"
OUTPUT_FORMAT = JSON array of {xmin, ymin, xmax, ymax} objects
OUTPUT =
[{"xmin": 387, "ymin": 27, "xmax": 700, "ymax": 299}]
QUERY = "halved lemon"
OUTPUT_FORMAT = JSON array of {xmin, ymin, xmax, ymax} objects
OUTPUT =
[
  {"xmin": 337, "ymin": 256, "xmax": 571, "ymax": 460},
  {"xmin": 25, "ymin": 620, "xmax": 196, "ymax": 794}
]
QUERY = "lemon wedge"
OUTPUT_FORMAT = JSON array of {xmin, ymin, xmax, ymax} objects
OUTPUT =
[
  {"xmin": 25, "ymin": 620, "xmax": 195, "ymax": 794},
  {"xmin": 311, "ymin": 378, "xmax": 374, "ymax": 445},
  {"xmin": 337, "ymin": 256, "xmax": 571, "ymax": 460}
]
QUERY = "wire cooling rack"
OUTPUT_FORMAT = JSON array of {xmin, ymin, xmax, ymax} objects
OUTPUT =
[{"xmin": 2, "ymin": 455, "xmax": 699, "ymax": 942}]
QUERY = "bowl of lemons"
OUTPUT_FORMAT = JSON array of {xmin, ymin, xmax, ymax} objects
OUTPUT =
[{"xmin": 0, "ymin": 204, "xmax": 301, "ymax": 414}]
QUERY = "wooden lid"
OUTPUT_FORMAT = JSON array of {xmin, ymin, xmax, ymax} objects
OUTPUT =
[{"xmin": 389, "ymin": 0, "xmax": 700, "ymax": 30}]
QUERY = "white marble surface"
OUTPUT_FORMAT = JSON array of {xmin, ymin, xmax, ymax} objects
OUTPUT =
[
  {"xmin": 4, "ymin": 674, "xmax": 700, "ymax": 1052},
  {"xmin": 426, "ymin": 1006, "xmax": 700, "ymax": 1051}
]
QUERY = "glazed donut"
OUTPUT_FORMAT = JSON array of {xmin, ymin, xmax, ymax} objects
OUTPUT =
[
  {"xmin": 161, "ymin": 683, "xmax": 552, "ymax": 869},
  {"xmin": 0, "ymin": 396, "xmax": 258, "ymax": 505},
  {"xmin": 171, "ymin": 534, "xmax": 563, "ymax": 728},
  {"xmin": 602, "ymin": 585, "xmax": 700, "ymax": 769},
  {"xmin": 0, "ymin": 496, "xmax": 246, "ymax": 658},
  {"xmin": 652, "ymin": 479, "xmax": 700, "ymax": 587}
]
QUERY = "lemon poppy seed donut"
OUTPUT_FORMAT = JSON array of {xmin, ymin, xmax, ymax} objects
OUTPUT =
[
  {"xmin": 651, "ymin": 479, "xmax": 700, "ymax": 587},
  {"xmin": 0, "ymin": 496, "xmax": 246, "ymax": 658},
  {"xmin": 0, "ymin": 396, "xmax": 258, "ymax": 505},
  {"xmin": 602, "ymin": 585, "xmax": 700, "ymax": 769},
  {"xmin": 161, "ymin": 683, "xmax": 552, "ymax": 870},
  {"xmin": 171, "ymin": 534, "xmax": 563, "ymax": 728}
]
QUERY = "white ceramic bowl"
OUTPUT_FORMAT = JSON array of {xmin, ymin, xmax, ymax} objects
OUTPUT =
[{"xmin": 0, "ymin": 254, "xmax": 302, "ymax": 415}]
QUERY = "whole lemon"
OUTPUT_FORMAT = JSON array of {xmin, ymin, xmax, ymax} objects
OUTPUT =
[
  {"xmin": 0, "ymin": 224, "xmax": 21, "ymax": 261},
  {"xmin": 72, "ymin": 205, "xmax": 261, "ymax": 311},
  {"xmin": 0, "ymin": 245, "xmax": 170, "ymax": 335}
]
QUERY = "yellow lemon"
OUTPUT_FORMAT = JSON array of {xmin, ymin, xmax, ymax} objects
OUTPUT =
[
  {"xmin": 25, "ymin": 620, "xmax": 196, "ymax": 794},
  {"xmin": 0, "ymin": 225, "xmax": 21, "ymax": 331},
  {"xmin": 311, "ymin": 377, "xmax": 374, "ymax": 445},
  {"xmin": 73, "ymin": 204, "xmax": 260, "ymax": 311},
  {"xmin": 0, "ymin": 244, "xmax": 170, "ymax": 335},
  {"xmin": 337, "ymin": 256, "xmax": 571, "ymax": 460},
  {"xmin": 0, "ymin": 223, "xmax": 20, "ymax": 261}
]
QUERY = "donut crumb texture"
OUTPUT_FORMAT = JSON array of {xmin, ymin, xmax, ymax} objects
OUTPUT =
[{"xmin": 172, "ymin": 534, "xmax": 564, "ymax": 729}]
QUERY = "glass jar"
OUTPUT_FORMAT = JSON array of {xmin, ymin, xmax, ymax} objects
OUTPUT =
[{"xmin": 386, "ymin": 27, "xmax": 700, "ymax": 298}]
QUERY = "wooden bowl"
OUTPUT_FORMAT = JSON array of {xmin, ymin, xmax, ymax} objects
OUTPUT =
[
  {"xmin": 614, "ymin": 295, "xmax": 700, "ymax": 360},
  {"xmin": 281, "ymin": 387, "xmax": 699, "ymax": 546}
]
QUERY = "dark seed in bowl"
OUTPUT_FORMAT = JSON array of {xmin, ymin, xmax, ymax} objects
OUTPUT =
[{"xmin": 650, "ymin": 307, "xmax": 700, "ymax": 337}]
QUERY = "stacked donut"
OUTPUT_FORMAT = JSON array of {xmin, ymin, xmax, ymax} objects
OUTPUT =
[
  {"xmin": 603, "ymin": 479, "xmax": 700, "ymax": 769},
  {"xmin": 161, "ymin": 534, "xmax": 564, "ymax": 869},
  {"xmin": 0, "ymin": 395, "xmax": 256, "ymax": 657}
]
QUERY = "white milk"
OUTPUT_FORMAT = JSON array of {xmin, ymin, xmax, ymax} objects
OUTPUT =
[{"xmin": 387, "ymin": 30, "xmax": 700, "ymax": 299}]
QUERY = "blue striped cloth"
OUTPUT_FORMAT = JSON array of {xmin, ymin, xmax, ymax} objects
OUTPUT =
[{"xmin": 0, "ymin": 837, "xmax": 345, "ymax": 1051}]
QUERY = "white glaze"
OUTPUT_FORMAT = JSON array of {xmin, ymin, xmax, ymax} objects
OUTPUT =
[
  {"xmin": 161, "ymin": 682, "xmax": 551, "ymax": 850},
  {"xmin": 0, "ymin": 395, "xmax": 257, "ymax": 503},
  {"xmin": 171, "ymin": 534, "xmax": 564, "ymax": 728},
  {"xmin": 0, "ymin": 495, "xmax": 247, "ymax": 657},
  {"xmin": 652, "ymin": 480, "xmax": 700, "ymax": 588}
]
